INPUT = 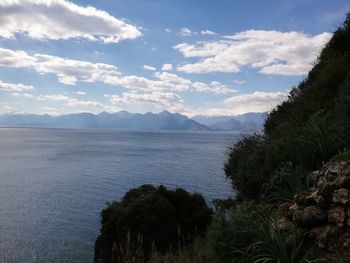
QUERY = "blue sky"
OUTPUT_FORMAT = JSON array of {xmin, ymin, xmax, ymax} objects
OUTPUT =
[{"xmin": 0, "ymin": 0, "xmax": 349, "ymax": 116}]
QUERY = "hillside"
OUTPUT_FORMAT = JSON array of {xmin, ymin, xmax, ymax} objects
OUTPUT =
[
  {"xmin": 212, "ymin": 12, "xmax": 350, "ymax": 262},
  {"xmin": 192, "ymin": 112, "xmax": 267, "ymax": 132},
  {"xmin": 135, "ymin": 13, "xmax": 350, "ymax": 263},
  {"xmin": 225, "ymin": 13, "xmax": 350, "ymax": 200}
]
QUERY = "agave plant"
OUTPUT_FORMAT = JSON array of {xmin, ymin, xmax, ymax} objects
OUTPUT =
[{"xmin": 248, "ymin": 216, "xmax": 325, "ymax": 263}]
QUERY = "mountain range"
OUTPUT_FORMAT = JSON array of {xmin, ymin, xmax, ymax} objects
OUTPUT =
[{"xmin": 0, "ymin": 111, "xmax": 267, "ymax": 132}]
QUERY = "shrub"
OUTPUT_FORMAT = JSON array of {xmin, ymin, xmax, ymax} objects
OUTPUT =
[
  {"xmin": 205, "ymin": 202, "xmax": 270, "ymax": 263},
  {"xmin": 206, "ymin": 204, "xmax": 326, "ymax": 263},
  {"xmin": 249, "ymin": 217, "xmax": 325, "ymax": 263},
  {"xmin": 149, "ymin": 238, "xmax": 216, "ymax": 263},
  {"xmin": 224, "ymin": 135, "xmax": 268, "ymax": 200},
  {"xmin": 333, "ymin": 149, "xmax": 350, "ymax": 161},
  {"xmin": 263, "ymin": 163, "xmax": 310, "ymax": 203},
  {"xmin": 225, "ymin": 14, "xmax": 350, "ymax": 200},
  {"xmin": 94, "ymin": 185, "xmax": 213, "ymax": 263}
]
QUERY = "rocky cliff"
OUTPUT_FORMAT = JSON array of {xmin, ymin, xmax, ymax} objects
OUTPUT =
[{"xmin": 278, "ymin": 159, "xmax": 350, "ymax": 255}]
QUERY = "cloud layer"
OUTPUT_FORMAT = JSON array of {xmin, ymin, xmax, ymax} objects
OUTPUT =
[
  {"xmin": 0, "ymin": 0, "xmax": 141, "ymax": 43},
  {"xmin": 0, "ymin": 80, "xmax": 34, "ymax": 92},
  {"xmin": 107, "ymin": 91, "xmax": 185, "ymax": 112},
  {"xmin": 194, "ymin": 91, "xmax": 287, "ymax": 116},
  {"xmin": 175, "ymin": 30, "xmax": 332, "ymax": 75},
  {"xmin": 192, "ymin": 81, "xmax": 237, "ymax": 94},
  {"xmin": 37, "ymin": 94, "xmax": 103, "ymax": 109},
  {"xmin": 0, "ymin": 47, "xmax": 120, "ymax": 85},
  {"xmin": 0, "ymin": 47, "xmax": 236, "ymax": 95}
]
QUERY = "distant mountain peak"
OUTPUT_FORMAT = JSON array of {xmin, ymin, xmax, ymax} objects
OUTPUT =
[
  {"xmin": 0, "ymin": 111, "xmax": 266, "ymax": 132},
  {"xmin": 159, "ymin": 110, "xmax": 172, "ymax": 116}
]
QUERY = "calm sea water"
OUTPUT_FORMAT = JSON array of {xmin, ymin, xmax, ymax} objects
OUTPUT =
[{"xmin": 0, "ymin": 128, "xmax": 236, "ymax": 263}]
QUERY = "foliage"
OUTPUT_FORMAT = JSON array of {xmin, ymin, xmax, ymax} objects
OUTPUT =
[
  {"xmin": 225, "ymin": 13, "xmax": 350, "ymax": 201},
  {"xmin": 94, "ymin": 185, "xmax": 213, "ymax": 263},
  {"xmin": 204, "ymin": 202, "xmax": 270, "ymax": 263},
  {"xmin": 149, "ymin": 238, "xmax": 217, "ymax": 263},
  {"xmin": 333, "ymin": 149, "xmax": 350, "ymax": 161},
  {"xmin": 218, "ymin": 13, "xmax": 350, "ymax": 263},
  {"xmin": 263, "ymin": 163, "xmax": 310, "ymax": 203},
  {"xmin": 249, "ymin": 217, "xmax": 325, "ymax": 263},
  {"xmin": 199, "ymin": 202, "xmax": 327, "ymax": 263},
  {"xmin": 93, "ymin": 13, "xmax": 350, "ymax": 263},
  {"xmin": 224, "ymin": 134, "xmax": 267, "ymax": 200}
]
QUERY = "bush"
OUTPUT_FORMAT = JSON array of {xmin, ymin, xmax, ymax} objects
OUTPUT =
[
  {"xmin": 205, "ymin": 202, "xmax": 326, "ymax": 263},
  {"xmin": 149, "ymin": 238, "xmax": 216, "ymax": 263},
  {"xmin": 333, "ymin": 149, "xmax": 350, "ymax": 161},
  {"xmin": 225, "ymin": 14, "xmax": 350, "ymax": 201},
  {"xmin": 224, "ymin": 135, "xmax": 268, "ymax": 200},
  {"xmin": 248, "ymin": 217, "xmax": 325, "ymax": 263},
  {"xmin": 205, "ymin": 202, "xmax": 270, "ymax": 263},
  {"xmin": 263, "ymin": 163, "xmax": 310, "ymax": 203},
  {"xmin": 94, "ymin": 185, "xmax": 213, "ymax": 263}
]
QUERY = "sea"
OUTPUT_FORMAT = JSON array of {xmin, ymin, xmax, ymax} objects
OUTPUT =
[{"xmin": 0, "ymin": 128, "xmax": 237, "ymax": 263}]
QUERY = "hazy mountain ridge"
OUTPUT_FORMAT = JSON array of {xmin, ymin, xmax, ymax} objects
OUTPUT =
[
  {"xmin": 0, "ymin": 111, "xmax": 266, "ymax": 132},
  {"xmin": 192, "ymin": 112, "xmax": 267, "ymax": 132}
]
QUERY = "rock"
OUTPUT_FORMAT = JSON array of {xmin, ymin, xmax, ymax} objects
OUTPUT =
[
  {"xmin": 292, "ymin": 205, "xmax": 326, "ymax": 225},
  {"xmin": 328, "ymin": 206, "xmax": 345, "ymax": 227},
  {"xmin": 333, "ymin": 188, "xmax": 350, "ymax": 204},
  {"xmin": 310, "ymin": 225, "xmax": 328, "ymax": 239},
  {"xmin": 308, "ymin": 171, "xmax": 319, "ymax": 186},
  {"xmin": 278, "ymin": 160, "xmax": 350, "ymax": 253},
  {"xmin": 277, "ymin": 202, "xmax": 292, "ymax": 219},
  {"xmin": 277, "ymin": 217, "xmax": 295, "ymax": 231},
  {"xmin": 296, "ymin": 189, "xmax": 324, "ymax": 206}
]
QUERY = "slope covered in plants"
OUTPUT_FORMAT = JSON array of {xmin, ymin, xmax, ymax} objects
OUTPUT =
[{"xmin": 225, "ymin": 14, "xmax": 350, "ymax": 201}]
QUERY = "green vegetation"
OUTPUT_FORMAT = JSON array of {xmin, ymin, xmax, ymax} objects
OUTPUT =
[
  {"xmin": 333, "ymin": 149, "xmax": 350, "ymax": 161},
  {"xmin": 95, "ymin": 13, "xmax": 350, "ymax": 263},
  {"xmin": 201, "ymin": 12, "xmax": 350, "ymax": 263},
  {"xmin": 226, "ymin": 13, "xmax": 350, "ymax": 201},
  {"xmin": 94, "ymin": 185, "xmax": 212, "ymax": 263}
]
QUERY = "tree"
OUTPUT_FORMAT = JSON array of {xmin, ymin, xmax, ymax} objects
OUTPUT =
[{"xmin": 94, "ymin": 185, "xmax": 213, "ymax": 263}]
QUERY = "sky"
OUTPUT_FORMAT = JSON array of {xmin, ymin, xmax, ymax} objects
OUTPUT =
[{"xmin": 0, "ymin": 0, "xmax": 349, "ymax": 116}]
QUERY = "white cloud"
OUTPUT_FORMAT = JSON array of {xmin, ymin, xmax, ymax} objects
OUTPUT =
[
  {"xmin": 42, "ymin": 106, "xmax": 61, "ymax": 115},
  {"xmin": 175, "ymin": 30, "xmax": 332, "ymax": 75},
  {"xmin": 206, "ymin": 91, "xmax": 287, "ymax": 115},
  {"xmin": 233, "ymin": 80, "xmax": 246, "ymax": 85},
  {"xmin": 161, "ymin": 63, "xmax": 173, "ymax": 71},
  {"xmin": 0, "ymin": 47, "xmax": 243, "ymax": 96},
  {"xmin": 191, "ymin": 81, "xmax": 237, "ymax": 94},
  {"xmin": 37, "ymin": 94, "xmax": 103, "ymax": 110},
  {"xmin": 76, "ymin": 91, "xmax": 86, "ymax": 95},
  {"xmin": 0, "ymin": 80, "xmax": 34, "ymax": 92},
  {"xmin": 10, "ymin": 91, "xmax": 116, "ymax": 113},
  {"xmin": 201, "ymin": 30, "xmax": 217, "ymax": 35},
  {"xmin": 0, "ymin": 48, "xmax": 36, "ymax": 68},
  {"xmin": 104, "ymin": 71, "xmax": 192, "ymax": 92},
  {"xmin": 0, "ymin": 47, "xmax": 119, "ymax": 85},
  {"xmin": 173, "ymin": 42, "xmax": 229, "ymax": 58},
  {"xmin": 0, "ymin": 0, "xmax": 142, "ymax": 43},
  {"xmin": 165, "ymin": 28, "xmax": 171, "ymax": 33},
  {"xmin": 187, "ymin": 91, "xmax": 287, "ymax": 116},
  {"xmin": 34, "ymin": 54, "xmax": 119, "ymax": 85},
  {"xmin": 179, "ymin": 27, "xmax": 193, "ymax": 36},
  {"xmin": 107, "ymin": 91, "xmax": 185, "ymax": 112},
  {"xmin": 12, "ymin": 92, "xmax": 34, "ymax": 99},
  {"xmin": 143, "ymin": 65, "xmax": 156, "ymax": 71}
]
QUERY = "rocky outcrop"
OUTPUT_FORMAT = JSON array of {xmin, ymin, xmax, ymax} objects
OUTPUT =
[{"xmin": 278, "ymin": 160, "xmax": 350, "ymax": 253}]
